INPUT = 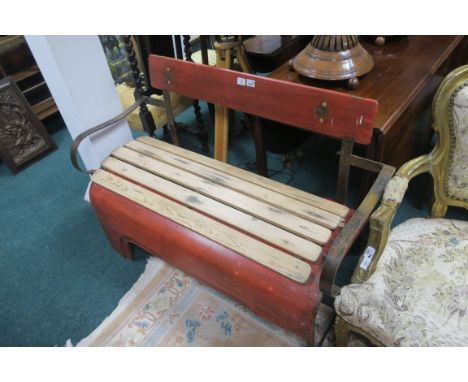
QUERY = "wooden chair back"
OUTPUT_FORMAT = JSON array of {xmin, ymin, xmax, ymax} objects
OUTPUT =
[{"xmin": 149, "ymin": 54, "xmax": 378, "ymax": 145}]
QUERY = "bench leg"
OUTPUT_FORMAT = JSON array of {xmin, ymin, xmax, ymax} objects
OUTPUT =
[
  {"xmin": 101, "ymin": 223, "xmax": 134, "ymax": 260},
  {"xmin": 90, "ymin": 183, "xmax": 322, "ymax": 343}
]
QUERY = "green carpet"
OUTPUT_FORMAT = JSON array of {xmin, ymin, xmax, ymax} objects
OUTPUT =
[
  {"xmin": 0, "ymin": 105, "xmax": 466, "ymax": 346},
  {"xmin": 0, "ymin": 117, "xmax": 149, "ymax": 346}
]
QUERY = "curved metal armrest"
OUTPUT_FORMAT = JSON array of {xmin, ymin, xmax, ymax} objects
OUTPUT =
[
  {"xmin": 351, "ymin": 154, "xmax": 432, "ymax": 283},
  {"xmin": 320, "ymin": 156, "xmax": 395, "ymax": 297},
  {"xmin": 70, "ymin": 96, "xmax": 165, "ymax": 174}
]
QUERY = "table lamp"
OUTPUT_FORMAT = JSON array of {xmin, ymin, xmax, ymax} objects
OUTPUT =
[{"xmin": 292, "ymin": 35, "xmax": 374, "ymax": 89}]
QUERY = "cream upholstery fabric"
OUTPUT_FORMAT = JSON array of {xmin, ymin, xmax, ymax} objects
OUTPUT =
[
  {"xmin": 192, "ymin": 49, "xmax": 217, "ymax": 66},
  {"xmin": 382, "ymin": 176, "xmax": 409, "ymax": 205},
  {"xmin": 335, "ymin": 218, "xmax": 468, "ymax": 346},
  {"xmin": 116, "ymin": 84, "xmax": 194, "ymax": 131},
  {"xmin": 447, "ymin": 83, "xmax": 468, "ymax": 201}
]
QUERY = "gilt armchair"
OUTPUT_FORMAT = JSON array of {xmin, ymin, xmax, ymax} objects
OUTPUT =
[{"xmin": 334, "ymin": 65, "xmax": 468, "ymax": 346}]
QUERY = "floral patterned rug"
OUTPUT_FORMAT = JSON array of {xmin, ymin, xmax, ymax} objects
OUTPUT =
[{"xmin": 75, "ymin": 256, "xmax": 336, "ymax": 347}]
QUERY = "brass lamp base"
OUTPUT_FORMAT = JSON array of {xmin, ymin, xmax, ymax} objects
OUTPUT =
[{"xmin": 292, "ymin": 35, "xmax": 374, "ymax": 89}]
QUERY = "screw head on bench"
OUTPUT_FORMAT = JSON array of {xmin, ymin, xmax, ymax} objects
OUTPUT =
[
  {"xmin": 164, "ymin": 67, "xmax": 173, "ymax": 85},
  {"xmin": 315, "ymin": 101, "xmax": 329, "ymax": 124}
]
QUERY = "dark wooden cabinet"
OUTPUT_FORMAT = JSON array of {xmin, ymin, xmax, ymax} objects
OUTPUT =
[
  {"xmin": 0, "ymin": 35, "xmax": 58, "ymax": 121},
  {"xmin": 0, "ymin": 36, "xmax": 58, "ymax": 173}
]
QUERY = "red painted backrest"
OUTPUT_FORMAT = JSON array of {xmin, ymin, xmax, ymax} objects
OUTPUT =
[{"xmin": 149, "ymin": 55, "xmax": 377, "ymax": 145}]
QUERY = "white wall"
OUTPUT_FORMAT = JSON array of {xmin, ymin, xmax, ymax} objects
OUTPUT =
[{"xmin": 25, "ymin": 35, "xmax": 133, "ymax": 172}]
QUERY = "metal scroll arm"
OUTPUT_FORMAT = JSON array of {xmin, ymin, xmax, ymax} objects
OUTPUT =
[
  {"xmin": 351, "ymin": 154, "xmax": 432, "ymax": 284},
  {"xmin": 70, "ymin": 96, "xmax": 165, "ymax": 174},
  {"xmin": 319, "ymin": 155, "xmax": 395, "ymax": 297}
]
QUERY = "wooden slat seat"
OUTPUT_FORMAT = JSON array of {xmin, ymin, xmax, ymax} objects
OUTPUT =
[
  {"xmin": 112, "ymin": 145, "xmax": 332, "ymax": 244},
  {"xmin": 93, "ymin": 137, "xmax": 352, "ymax": 283},
  {"xmin": 136, "ymin": 136, "xmax": 350, "ymax": 219}
]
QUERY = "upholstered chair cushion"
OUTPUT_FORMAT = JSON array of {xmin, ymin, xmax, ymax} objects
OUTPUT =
[
  {"xmin": 382, "ymin": 176, "xmax": 409, "ymax": 205},
  {"xmin": 335, "ymin": 217, "xmax": 468, "ymax": 346},
  {"xmin": 447, "ymin": 83, "xmax": 468, "ymax": 201}
]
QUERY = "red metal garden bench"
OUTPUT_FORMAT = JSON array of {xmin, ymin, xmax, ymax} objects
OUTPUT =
[{"xmin": 72, "ymin": 55, "xmax": 394, "ymax": 344}]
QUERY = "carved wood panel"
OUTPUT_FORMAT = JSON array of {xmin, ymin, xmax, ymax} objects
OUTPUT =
[{"xmin": 0, "ymin": 77, "xmax": 56, "ymax": 174}]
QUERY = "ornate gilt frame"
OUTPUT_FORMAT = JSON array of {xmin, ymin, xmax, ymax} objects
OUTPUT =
[
  {"xmin": 336, "ymin": 65, "xmax": 468, "ymax": 346},
  {"xmin": 431, "ymin": 67, "xmax": 468, "ymax": 216}
]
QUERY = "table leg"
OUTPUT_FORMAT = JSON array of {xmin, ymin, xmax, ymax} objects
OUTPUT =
[
  {"xmin": 337, "ymin": 139, "xmax": 354, "ymax": 205},
  {"xmin": 214, "ymin": 105, "xmax": 230, "ymax": 162},
  {"xmin": 359, "ymin": 129, "xmax": 382, "ymax": 199},
  {"xmin": 214, "ymin": 48, "xmax": 231, "ymax": 162}
]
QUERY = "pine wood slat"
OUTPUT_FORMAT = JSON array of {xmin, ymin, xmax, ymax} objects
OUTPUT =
[
  {"xmin": 102, "ymin": 157, "xmax": 322, "ymax": 262},
  {"xmin": 137, "ymin": 136, "xmax": 349, "ymax": 218},
  {"xmin": 127, "ymin": 139, "xmax": 342, "ymax": 229},
  {"xmin": 92, "ymin": 169, "xmax": 312, "ymax": 283},
  {"xmin": 112, "ymin": 146, "xmax": 332, "ymax": 245}
]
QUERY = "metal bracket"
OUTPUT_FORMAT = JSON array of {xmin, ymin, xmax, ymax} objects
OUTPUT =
[
  {"xmin": 315, "ymin": 101, "xmax": 329, "ymax": 124},
  {"xmin": 164, "ymin": 67, "xmax": 173, "ymax": 85},
  {"xmin": 320, "ymin": 159, "xmax": 395, "ymax": 297}
]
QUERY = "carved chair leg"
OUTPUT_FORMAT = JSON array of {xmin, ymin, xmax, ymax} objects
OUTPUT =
[
  {"xmin": 193, "ymin": 100, "xmax": 209, "ymax": 152},
  {"xmin": 334, "ymin": 316, "xmax": 351, "ymax": 347},
  {"xmin": 138, "ymin": 106, "xmax": 156, "ymax": 137},
  {"xmin": 182, "ymin": 35, "xmax": 209, "ymax": 152},
  {"xmin": 124, "ymin": 35, "xmax": 156, "ymax": 137},
  {"xmin": 431, "ymin": 200, "xmax": 448, "ymax": 218}
]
